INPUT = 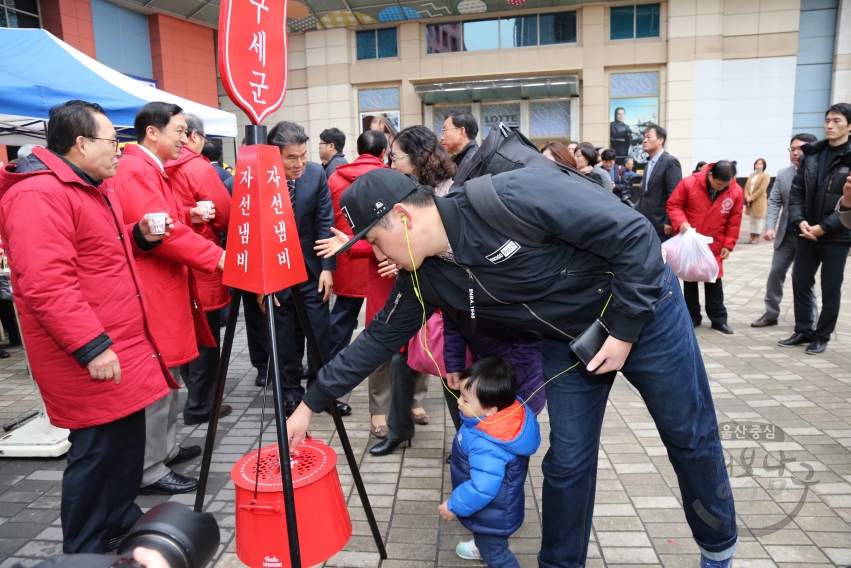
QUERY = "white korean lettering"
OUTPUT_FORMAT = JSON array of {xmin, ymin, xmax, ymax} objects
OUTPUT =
[
  {"xmin": 239, "ymin": 194, "xmax": 250, "ymax": 216},
  {"xmin": 239, "ymin": 222, "xmax": 250, "ymax": 245},
  {"xmin": 277, "ymin": 249, "xmax": 290, "ymax": 268},
  {"xmin": 267, "ymin": 166, "xmax": 280, "ymax": 188},
  {"xmin": 249, "ymin": 0, "xmax": 269, "ymax": 24},
  {"xmin": 240, "ymin": 167, "xmax": 252, "ymax": 189},
  {"xmin": 237, "ymin": 250, "xmax": 248, "ymax": 273},
  {"xmin": 271, "ymin": 193, "xmax": 284, "ymax": 215},
  {"xmin": 249, "ymin": 71, "xmax": 268, "ymax": 104},
  {"xmin": 249, "ymin": 31, "xmax": 266, "ymax": 68},
  {"xmin": 275, "ymin": 220, "xmax": 287, "ymax": 243}
]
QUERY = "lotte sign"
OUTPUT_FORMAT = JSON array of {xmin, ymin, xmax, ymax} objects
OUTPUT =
[{"xmin": 219, "ymin": 0, "xmax": 289, "ymax": 125}]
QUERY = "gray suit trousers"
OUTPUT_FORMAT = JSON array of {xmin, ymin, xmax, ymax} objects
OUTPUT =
[
  {"xmin": 141, "ymin": 367, "xmax": 181, "ymax": 486},
  {"xmin": 763, "ymin": 232, "xmax": 816, "ymax": 321}
]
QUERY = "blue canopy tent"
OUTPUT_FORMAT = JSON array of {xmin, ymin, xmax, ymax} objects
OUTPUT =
[{"xmin": 0, "ymin": 28, "xmax": 237, "ymax": 145}]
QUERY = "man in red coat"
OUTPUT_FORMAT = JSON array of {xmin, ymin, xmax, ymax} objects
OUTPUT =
[
  {"xmin": 112, "ymin": 102, "xmax": 225, "ymax": 496},
  {"xmin": 667, "ymin": 161, "xmax": 743, "ymax": 334},
  {"xmin": 326, "ymin": 132, "xmax": 380, "ymax": 360},
  {"xmin": 164, "ymin": 114, "xmax": 233, "ymax": 426},
  {"xmin": 0, "ymin": 100, "xmax": 175, "ymax": 553}
]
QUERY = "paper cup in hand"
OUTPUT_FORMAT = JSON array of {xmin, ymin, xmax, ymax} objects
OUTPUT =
[
  {"xmin": 197, "ymin": 200, "xmax": 214, "ymax": 220},
  {"xmin": 148, "ymin": 212, "xmax": 167, "ymax": 235}
]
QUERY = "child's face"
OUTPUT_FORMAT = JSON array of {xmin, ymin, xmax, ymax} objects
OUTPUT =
[{"xmin": 458, "ymin": 379, "xmax": 497, "ymax": 418}]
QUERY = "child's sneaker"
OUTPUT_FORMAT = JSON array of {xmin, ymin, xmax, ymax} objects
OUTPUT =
[
  {"xmin": 456, "ymin": 539, "xmax": 481, "ymax": 560},
  {"xmin": 700, "ymin": 555, "xmax": 732, "ymax": 568}
]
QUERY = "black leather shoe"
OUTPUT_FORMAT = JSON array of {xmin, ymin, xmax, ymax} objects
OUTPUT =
[
  {"xmin": 165, "ymin": 445, "xmax": 202, "ymax": 467},
  {"xmin": 805, "ymin": 339, "xmax": 827, "ymax": 355},
  {"xmin": 711, "ymin": 323, "xmax": 734, "ymax": 334},
  {"xmin": 369, "ymin": 438, "xmax": 412, "ymax": 456},
  {"xmin": 284, "ymin": 401, "xmax": 299, "ymax": 418},
  {"xmin": 255, "ymin": 373, "xmax": 267, "ymax": 387},
  {"xmin": 692, "ymin": 318, "xmax": 701, "ymax": 328},
  {"xmin": 321, "ymin": 400, "xmax": 352, "ymax": 416},
  {"xmin": 139, "ymin": 471, "xmax": 199, "ymax": 495},
  {"xmin": 102, "ymin": 534, "xmax": 126, "ymax": 552},
  {"xmin": 778, "ymin": 333, "xmax": 811, "ymax": 347},
  {"xmin": 751, "ymin": 317, "xmax": 778, "ymax": 328}
]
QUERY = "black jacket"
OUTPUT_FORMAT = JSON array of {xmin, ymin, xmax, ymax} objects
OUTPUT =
[
  {"xmin": 324, "ymin": 152, "xmax": 348, "ymax": 178},
  {"xmin": 303, "ymin": 167, "xmax": 664, "ymax": 412},
  {"xmin": 453, "ymin": 140, "xmax": 479, "ymax": 174},
  {"xmin": 635, "ymin": 151, "xmax": 683, "ymax": 238},
  {"xmin": 788, "ymin": 139, "xmax": 851, "ymax": 243}
]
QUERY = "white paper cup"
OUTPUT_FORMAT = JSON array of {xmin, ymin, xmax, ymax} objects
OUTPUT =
[
  {"xmin": 148, "ymin": 212, "xmax": 167, "ymax": 235},
  {"xmin": 197, "ymin": 200, "xmax": 214, "ymax": 220}
]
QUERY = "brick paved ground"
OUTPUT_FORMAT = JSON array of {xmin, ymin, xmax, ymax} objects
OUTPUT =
[{"xmin": 0, "ymin": 234, "xmax": 850, "ymax": 568}]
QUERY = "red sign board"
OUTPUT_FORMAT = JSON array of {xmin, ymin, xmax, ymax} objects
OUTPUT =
[
  {"xmin": 222, "ymin": 145, "xmax": 308, "ymax": 294},
  {"xmin": 219, "ymin": 0, "xmax": 289, "ymax": 125}
]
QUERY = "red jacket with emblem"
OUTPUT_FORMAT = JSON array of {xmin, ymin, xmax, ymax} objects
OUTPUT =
[
  {"xmin": 666, "ymin": 167, "xmax": 744, "ymax": 278},
  {"xmin": 165, "ymin": 147, "xmax": 231, "ymax": 311},
  {"xmin": 328, "ymin": 155, "xmax": 387, "ymax": 298},
  {"xmin": 0, "ymin": 147, "xmax": 175, "ymax": 429},
  {"xmin": 109, "ymin": 145, "xmax": 222, "ymax": 367}
]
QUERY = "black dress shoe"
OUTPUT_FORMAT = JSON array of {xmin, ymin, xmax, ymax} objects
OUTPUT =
[
  {"xmin": 751, "ymin": 317, "xmax": 778, "ymax": 328},
  {"xmin": 139, "ymin": 471, "xmax": 199, "ymax": 495},
  {"xmin": 321, "ymin": 400, "xmax": 352, "ymax": 416},
  {"xmin": 711, "ymin": 323, "xmax": 734, "ymax": 334},
  {"xmin": 778, "ymin": 333, "xmax": 811, "ymax": 347},
  {"xmin": 185, "ymin": 405, "xmax": 233, "ymax": 426},
  {"xmin": 692, "ymin": 318, "xmax": 701, "ymax": 328},
  {"xmin": 369, "ymin": 438, "xmax": 412, "ymax": 456},
  {"xmin": 255, "ymin": 373, "xmax": 267, "ymax": 387},
  {"xmin": 219, "ymin": 404, "xmax": 233, "ymax": 419},
  {"xmin": 102, "ymin": 534, "xmax": 126, "ymax": 552},
  {"xmin": 165, "ymin": 445, "xmax": 202, "ymax": 467},
  {"xmin": 805, "ymin": 339, "xmax": 827, "ymax": 355},
  {"xmin": 285, "ymin": 401, "xmax": 298, "ymax": 418}
]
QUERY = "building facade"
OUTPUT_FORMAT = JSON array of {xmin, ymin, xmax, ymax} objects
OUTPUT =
[{"xmin": 2, "ymin": 0, "xmax": 850, "ymax": 176}]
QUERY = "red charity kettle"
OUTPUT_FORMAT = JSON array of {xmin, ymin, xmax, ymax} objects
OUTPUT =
[{"xmin": 231, "ymin": 437, "xmax": 352, "ymax": 568}]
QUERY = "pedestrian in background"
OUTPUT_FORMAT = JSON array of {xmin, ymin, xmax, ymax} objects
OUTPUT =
[
  {"xmin": 541, "ymin": 140, "xmax": 577, "ymax": 169},
  {"xmin": 667, "ymin": 161, "xmax": 743, "ymax": 334},
  {"xmin": 441, "ymin": 109, "xmax": 479, "ymax": 173},
  {"xmin": 0, "ymin": 100, "xmax": 174, "ymax": 552},
  {"xmin": 573, "ymin": 142, "xmax": 613, "ymax": 195},
  {"xmin": 751, "ymin": 134, "xmax": 818, "ymax": 328},
  {"xmin": 635, "ymin": 124, "xmax": 683, "ymax": 241},
  {"xmin": 744, "ymin": 159, "xmax": 769, "ymax": 243},
  {"xmin": 780, "ymin": 103, "xmax": 851, "ymax": 355},
  {"xmin": 319, "ymin": 127, "xmax": 347, "ymax": 178}
]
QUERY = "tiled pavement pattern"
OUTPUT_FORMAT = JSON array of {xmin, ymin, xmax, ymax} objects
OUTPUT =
[{"xmin": 0, "ymin": 237, "xmax": 850, "ymax": 568}]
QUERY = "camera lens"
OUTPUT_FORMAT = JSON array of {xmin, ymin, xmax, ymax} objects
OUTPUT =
[{"xmin": 118, "ymin": 503, "xmax": 220, "ymax": 568}]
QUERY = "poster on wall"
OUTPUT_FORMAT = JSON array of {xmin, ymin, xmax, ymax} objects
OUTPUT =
[
  {"xmin": 609, "ymin": 72, "xmax": 659, "ymax": 165},
  {"xmin": 480, "ymin": 102, "xmax": 520, "ymax": 139},
  {"xmin": 360, "ymin": 111, "xmax": 401, "ymax": 137}
]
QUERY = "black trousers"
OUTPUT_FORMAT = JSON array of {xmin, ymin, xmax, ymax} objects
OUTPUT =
[
  {"xmin": 792, "ymin": 238, "xmax": 850, "ymax": 341},
  {"xmin": 271, "ymin": 275, "xmax": 330, "ymax": 402},
  {"xmin": 180, "ymin": 309, "xmax": 221, "ymax": 424},
  {"xmin": 329, "ymin": 295, "xmax": 365, "ymax": 359},
  {"xmin": 61, "ymin": 409, "xmax": 146, "ymax": 553},
  {"xmin": 683, "ymin": 279, "xmax": 727, "ymax": 326},
  {"xmin": 386, "ymin": 351, "xmax": 426, "ymax": 442},
  {"xmin": 0, "ymin": 299, "xmax": 20, "ymax": 345},
  {"xmin": 242, "ymin": 288, "xmax": 270, "ymax": 378}
]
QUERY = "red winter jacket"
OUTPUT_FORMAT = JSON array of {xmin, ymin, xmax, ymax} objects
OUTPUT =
[
  {"xmin": 328, "ymin": 155, "xmax": 387, "ymax": 298},
  {"xmin": 109, "ymin": 145, "xmax": 222, "ymax": 367},
  {"xmin": 349, "ymin": 239, "xmax": 395, "ymax": 324},
  {"xmin": 165, "ymin": 147, "xmax": 231, "ymax": 311},
  {"xmin": 0, "ymin": 147, "xmax": 174, "ymax": 429},
  {"xmin": 666, "ymin": 168, "xmax": 744, "ymax": 278}
]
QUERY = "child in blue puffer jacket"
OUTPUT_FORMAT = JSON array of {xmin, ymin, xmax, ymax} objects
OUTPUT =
[{"xmin": 438, "ymin": 357, "xmax": 541, "ymax": 568}]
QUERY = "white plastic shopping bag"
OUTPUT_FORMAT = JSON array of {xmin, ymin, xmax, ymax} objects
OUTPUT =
[{"xmin": 661, "ymin": 228, "xmax": 719, "ymax": 283}]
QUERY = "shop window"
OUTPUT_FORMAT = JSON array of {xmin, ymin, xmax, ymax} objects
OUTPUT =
[
  {"xmin": 608, "ymin": 72, "xmax": 659, "ymax": 164},
  {"xmin": 359, "ymin": 87, "xmax": 401, "ymax": 135},
  {"xmin": 611, "ymin": 3, "xmax": 660, "ymax": 41},
  {"xmin": 0, "ymin": 0, "xmax": 40, "ymax": 28},
  {"xmin": 481, "ymin": 102, "xmax": 520, "ymax": 139},
  {"xmin": 91, "ymin": 0, "xmax": 154, "ymax": 79},
  {"xmin": 356, "ymin": 28, "xmax": 398, "ymax": 60},
  {"xmin": 463, "ymin": 19, "xmax": 499, "ymax": 51},
  {"xmin": 426, "ymin": 10, "xmax": 576, "ymax": 54},
  {"xmin": 540, "ymin": 12, "xmax": 577, "ymax": 46},
  {"xmin": 530, "ymin": 101, "xmax": 571, "ymax": 139}
]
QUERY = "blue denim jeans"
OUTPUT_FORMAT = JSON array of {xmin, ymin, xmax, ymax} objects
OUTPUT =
[
  {"xmin": 538, "ymin": 265, "xmax": 737, "ymax": 568},
  {"xmin": 475, "ymin": 533, "xmax": 520, "ymax": 568}
]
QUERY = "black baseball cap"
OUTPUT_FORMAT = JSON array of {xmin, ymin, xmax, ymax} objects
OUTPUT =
[{"xmin": 336, "ymin": 168, "xmax": 421, "ymax": 255}]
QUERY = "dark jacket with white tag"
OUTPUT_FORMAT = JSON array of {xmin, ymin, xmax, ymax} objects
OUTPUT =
[{"xmin": 303, "ymin": 166, "xmax": 664, "ymax": 412}]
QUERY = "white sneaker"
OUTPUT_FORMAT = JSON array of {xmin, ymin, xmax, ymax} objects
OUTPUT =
[{"xmin": 456, "ymin": 538, "xmax": 481, "ymax": 560}]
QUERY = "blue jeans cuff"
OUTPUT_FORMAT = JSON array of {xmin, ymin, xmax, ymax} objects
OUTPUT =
[{"xmin": 699, "ymin": 538, "xmax": 738, "ymax": 561}]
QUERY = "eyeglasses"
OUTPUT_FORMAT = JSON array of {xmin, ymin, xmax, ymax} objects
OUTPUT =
[
  {"xmin": 442, "ymin": 126, "xmax": 461, "ymax": 134},
  {"xmin": 318, "ymin": 141, "xmax": 328, "ymax": 146},
  {"xmin": 388, "ymin": 151, "xmax": 408, "ymax": 162},
  {"xmin": 788, "ymin": 146, "xmax": 804, "ymax": 152},
  {"xmin": 88, "ymin": 137, "xmax": 119, "ymax": 150}
]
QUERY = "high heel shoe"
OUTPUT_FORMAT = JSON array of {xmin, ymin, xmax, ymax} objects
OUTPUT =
[{"xmin": 369, "ymin": 437, "xmax": 412, "ymax": 456}]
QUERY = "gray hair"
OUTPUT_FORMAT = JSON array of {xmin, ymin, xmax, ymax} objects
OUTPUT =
[
  {"xmin": 17, "ymin": 144, "xmax": 40, "ymax": 159},
  {"xmin": 184, "ymin": 114, "xmax": 205, "ymax": 138},
  {"xmin": 267, "ymin": 121, "xmax": 309, "ymax": 148}
]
